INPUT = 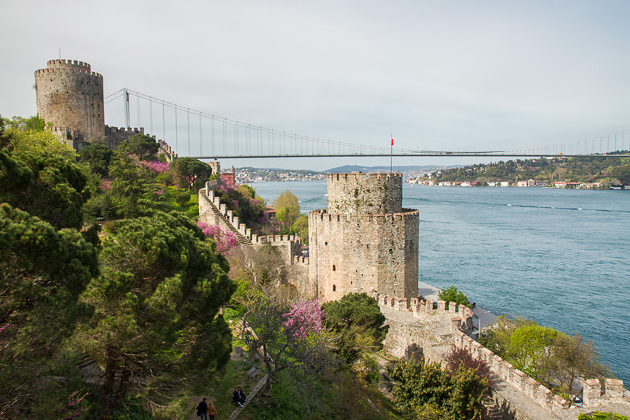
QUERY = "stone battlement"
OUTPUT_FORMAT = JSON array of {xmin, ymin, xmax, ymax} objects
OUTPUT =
[
  {"xmin": 35, "ymin": 59, "xmax": 102, "ymax": 78},
  {"xmin": 452, "ymin": 330, "xmax": 627, "ymax": 412},
  {"xmin": 47, "ymin": 59, "xmax": 91, "ymax": 70},
  {"xmin": 371, "ymin": 291, "xmax": 474, "ymax": 331},
  {"xmin": 327, "ymin": 172, "xmax": 402, "ymax": 182},
  {"xmin": 310, "ymin": 208, "xmax": 419, "ymax": 221}
]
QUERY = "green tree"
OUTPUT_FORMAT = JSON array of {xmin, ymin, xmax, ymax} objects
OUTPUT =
[
  {"xmin": 0, "ymin": 149, "xmax": 88, "ymax": 229},
  {"xmin": 275, "ymin": 189, "xmax": 299, "ymax": 210},
  {"xmin": 551, "ymin": 333, "xmax": 612, "ymax": 392},
  {"xmin": 275, "ymin": 190, "xmax": 300, "ymax": 234},
  {"xmin": 3, "ymin": 119, "xmax": 76, "ymax": 161},
  {"xmin": 172, "ymin": 157, "xmax": 212, "ymax": 190},
  {"xmin": 291, "ymin": 213, "xmax": 309, "ymax": 242},
  {"xmin": 241, "ymin": 294, "xmax": 336, "ymax": 394},
  {"xmin": 125, "ymin": 133, "xmax": 159, "ymax": 161},
  {"xmin": 391, "ymin": 357, "xmax": 487, "ymax": 420},
  {"xmin": 438, "ymin": 285, "xmax": 471, "ymax": 308},
  {"xmin": 109, "ymin": 151, "xmax": 165, "ymax": 218},
  {"xmin": 507, "ymin": 324, "xmax": 558, "ymax": 378},
  {"xmin": 74, "ymin": 211, "xmax": 235, "ymax": 414},
  {"xmin": 0, "ymin": 204, "xmax": 99, "ymax": 418},
  {"xmin": 612, "ymin": 165, "xmax": 630, "ymax": 184},
  {"xmin": 481, "ymin": 316, "xmax": 610, "ymax": 392},
  {"xmin": 322, "ymin": 293, "xmax": 388, "ymax": 366},
  {"xmin": 78, "ymin": 143, "xmax": 113, "ymax": 177}
]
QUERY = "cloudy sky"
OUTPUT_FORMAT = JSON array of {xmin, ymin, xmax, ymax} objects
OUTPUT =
[{"xmin": 3, "ymin": 0, "xmax": 630, "ymax": 170}]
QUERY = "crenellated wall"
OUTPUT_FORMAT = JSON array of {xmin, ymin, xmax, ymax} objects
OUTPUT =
[{"xmin": 370, "ymin": 291, "xmax": 628, "ymax": 417}]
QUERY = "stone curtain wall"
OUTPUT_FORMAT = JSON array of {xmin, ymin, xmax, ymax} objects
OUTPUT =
[
  {"xmin": 198, "ymin": 185, "xmax": 309, "ymax": 292},
  {"xmin": 372, "ymin": 292, "xmax": 628, "ymax": 415},
  {"xmin": 326, "ymin": 172, "xmax": 403, "ymax": 215},
  {"xmin": 35, "ymin": 59, "xmax": 105, "ymax": 141}
]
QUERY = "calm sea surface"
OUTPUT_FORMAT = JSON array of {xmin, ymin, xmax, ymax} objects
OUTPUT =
[{"xmin": 250, "ymin": 181, "xmax": 630, "ymax": 383}]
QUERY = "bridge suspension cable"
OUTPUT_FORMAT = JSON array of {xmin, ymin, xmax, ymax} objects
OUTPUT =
[{"xmin": 104, "ymin": 88, "xmax": 630, "ymax": 160}]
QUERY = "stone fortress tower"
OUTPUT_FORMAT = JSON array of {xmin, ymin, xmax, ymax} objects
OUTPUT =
[
  {"xmin": 308, "ymin": 172, "xmax": 419, "ymax": 303},
  {"xmin": 35, "ymin": 59, "xmax": 105, "ymax": 143}
]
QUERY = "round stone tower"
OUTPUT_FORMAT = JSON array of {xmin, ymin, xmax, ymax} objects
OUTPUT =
[
  {"xmin": 308, "ymin": 172, "xmax": 419, "ymax": 303},
  {"xmin": 35, "ymin": 59, "xmax": 105, "ymax": 141}
]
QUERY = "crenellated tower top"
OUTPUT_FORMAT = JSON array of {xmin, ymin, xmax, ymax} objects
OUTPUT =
[{"xmin": 326, "ymin": 172, "xmax": 403, "ymax": 215}]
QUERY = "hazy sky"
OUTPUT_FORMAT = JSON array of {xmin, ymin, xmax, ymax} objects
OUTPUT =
[{"xmin": 3, "ymin": 0, "xmax": 630, "ymax": 170}]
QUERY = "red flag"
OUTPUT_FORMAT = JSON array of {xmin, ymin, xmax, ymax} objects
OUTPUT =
[{"xmin": 391, "ymin": 137, "xmax": 394, "ymax": 146}]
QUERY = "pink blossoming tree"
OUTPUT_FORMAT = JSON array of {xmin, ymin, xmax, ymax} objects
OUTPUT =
[{"xmin": 197, "ymin": 222, "xmax": 239, "ymax": 256}]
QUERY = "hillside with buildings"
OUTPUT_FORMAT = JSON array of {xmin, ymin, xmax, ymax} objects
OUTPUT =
[{"xmin": 410, "ymin": 154, "xmax": 630, "ymax": 188}]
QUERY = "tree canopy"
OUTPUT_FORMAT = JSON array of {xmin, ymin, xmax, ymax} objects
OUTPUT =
[
  {"xmin": 0, "ymin": 203, "xmax": 99, "ymax": 417},
  {"xmin": 0, "ymin": 148, "xmax": 88, "ymax": 229},
  {"xmin": 125, "ymin": 133, "xmax": 159, "ymax": 161},
  {"xmin": 391, "ymin": 356, "xmax": 487, "ymax": 420},
  {"xmin": 78, "ymin": 143, "xmax": 113, "ymax": 177},
  {"xmin": 481, "ymin": 315, "xmax": 611, "ymax": 392},
  {"xmin": 438, "ymin": 285, "xmax": 471, "ymax": 308},
  {"xmin": 74, "ymin": 211, "xmax": 235, "ymax": 413},
  {"xmin": 322, "ymin": 293, "xmax": 388, "ymax": 366},
  {"xmin": 172, "ymin": 157, "xmax": 212, "ymax": 191},
  {"xmin": 275, "ymin": 190, "xmax": 300, "ymax": 234}
]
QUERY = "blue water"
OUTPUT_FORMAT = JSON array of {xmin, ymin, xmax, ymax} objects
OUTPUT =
[{"xmin": 250, "ymin": 181, "xmax": 630, "ymax": 383}]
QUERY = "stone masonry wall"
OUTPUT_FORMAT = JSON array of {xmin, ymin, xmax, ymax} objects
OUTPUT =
[
  {"xmin": 35, "ymin": 59, "xmax": 105, "ymax": 140},
  {"xmin": 309, "ymin": 208, "xmax": 419, "ymax": 302}
]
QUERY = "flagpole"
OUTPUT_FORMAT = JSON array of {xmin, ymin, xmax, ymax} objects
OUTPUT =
[{"xmin": 390, "ymin": 133, "xmax": 393, "ymax": 173}]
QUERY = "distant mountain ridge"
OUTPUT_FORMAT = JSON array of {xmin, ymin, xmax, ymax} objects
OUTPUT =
[{"xmin": 324, "ymin": 165, "xmax": 457, "ymax": 173}]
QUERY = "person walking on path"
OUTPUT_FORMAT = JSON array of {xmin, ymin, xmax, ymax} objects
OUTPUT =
[
  {"xmin": 207, "ymin": 401, "xmax": 217, "ymax": 420},
  {"xmin": 196, "ymin": 397, "xmax": 208, "ymax": 420}
]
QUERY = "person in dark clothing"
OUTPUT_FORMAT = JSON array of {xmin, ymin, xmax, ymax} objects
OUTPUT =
[
  {"xmin": 196, "ymin": 397, "xmax": 208, "ymax": 420},
  {"xmin": 232, "ymin": 387, "xmax": 246, "ymax": 407}
]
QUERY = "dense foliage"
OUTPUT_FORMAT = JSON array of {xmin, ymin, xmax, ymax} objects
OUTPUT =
[
  {"xmin": 391, "ymin": 357, "xmax": 488, "ymax": 420},
  {"xmin": 438, "ymin": 285, "xmax": 471, "ymax": 308},
  {"xmin": 0, "ymin": 116, "xmax": 237, "ymax": 417},
  {"xmin": 322, "ymin": 293, "xmax": 389, "ymax": 367},
  {"xmin": 74, "ymin": 211, "xmax": 235, "ymax": 414},
  {"xmin": 481, "ymin": 315, "xmax": 611, "ymax": 393},
  {"xmin": 578, "ymin": 412, "xmax": 630, "ymax": 420},
  {"xmin": 213, "ymin": 183, "xmax": 268, "ymax": 233}
]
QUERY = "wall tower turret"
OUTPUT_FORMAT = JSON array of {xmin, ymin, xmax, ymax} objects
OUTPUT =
[
  {"xmin": 35, "ymin": 59, "xmax": 105, "ymax": 142},
  {"xmin": 308, "ymin": 172, "xmax": 419, "ymax": 303}
]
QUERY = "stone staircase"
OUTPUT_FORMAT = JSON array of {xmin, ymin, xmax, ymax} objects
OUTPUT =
[
  {"xmin": 203, "ymin": 193, "xmax": 251, "ymax": 246},
  {"xmin": 226, "ymin": 374, "xmax": 268, "ymax": 420},
  {"xmin": 482, "ymin": 396, "xmax": 502, "ymax": 420}
]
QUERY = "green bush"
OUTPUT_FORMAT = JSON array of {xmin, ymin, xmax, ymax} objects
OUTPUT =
[{"xmin": 578, "ymin": 412, "xmax": 630, "ymax": 420}]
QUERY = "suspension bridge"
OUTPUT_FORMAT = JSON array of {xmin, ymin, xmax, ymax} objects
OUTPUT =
[{"xmin": 105, "ymin": 88, "xmax": 630, "ymax": 161}]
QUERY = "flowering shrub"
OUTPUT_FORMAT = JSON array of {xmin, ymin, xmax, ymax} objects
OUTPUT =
[
  {"xmin": 99, "ymin": 180, "xmax": 111, "ymax": 191},
  {"xmin": 54, "ymin": 391, "xmax": 89, "ymax": 420},
  {"xmin": 197, "ymin": 222, "xmax": 239, "ymax": 255},
  {"xmin": 142, "ymin": 160, "xmax": 170, "ymax": 173},
  {"xmin": 284, "ymin": 300, "xmax": 324, "ymax": 339}
]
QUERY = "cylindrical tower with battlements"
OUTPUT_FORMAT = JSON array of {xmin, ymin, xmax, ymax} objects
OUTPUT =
[
  {"xmin": 35, "ymin": 59, "xmax": 105, "ymax": 141},
  {"xmin": 308, "ymin": 172, "xmax": 419, "ymax": 303}
]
